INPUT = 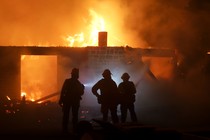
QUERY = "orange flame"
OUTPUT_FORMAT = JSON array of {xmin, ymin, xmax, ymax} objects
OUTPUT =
[
  {"xmin": 65, "ymin": 9, "xmax": 106, "ymax": 47},
  {"xmin": 21, "ymin": 55, "xmax": 57, "ymax": 102},
  {"xmin": 21, "ymin": 92, "xmax": 26, "ymax": 97}
]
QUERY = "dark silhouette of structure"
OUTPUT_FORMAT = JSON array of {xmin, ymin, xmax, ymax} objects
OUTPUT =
[
  {"xmin": 92, "ymin": 69, "xmax": 119, "ymax": 124},
  {"xmin": 0, "ymin": 46, "xmax": 175, "ymax": 101},
  {"xmin": 59, "ymin": 68, "xmax": 85, "ymax": 133},
  {"xmin": 118, "ymin": 72, "xmax": 138, "ymax": 123}
]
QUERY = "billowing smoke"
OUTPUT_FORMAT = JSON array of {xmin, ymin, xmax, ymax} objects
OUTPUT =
[
  {"xmin": 122, "ymin": 0, "xmax": 210, "ymax": 129},
  {"xmin": 0, "ymin": 0, "xmax": 95, "ymax": 46},
  {"xmin": 124, "ymin": 0, "xmax": 210, "ymax": 74}
]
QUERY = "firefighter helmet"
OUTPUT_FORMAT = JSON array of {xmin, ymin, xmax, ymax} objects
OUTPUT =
[
  {"xmin": 102, "ymin": 69, "xmax": 112, "ymax": 77},
  {"xmin": 71, "ymin": 68, "xmax": 79, "ymax": 76},
  {"xmin": 121, "ymin": 72, "xmax": 130, "ymax": 80}
]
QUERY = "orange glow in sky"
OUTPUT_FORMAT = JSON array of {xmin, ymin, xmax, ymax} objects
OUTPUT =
[{"xmin": 0, "ymin": 0, "xmax": 146, "ymax": 47}]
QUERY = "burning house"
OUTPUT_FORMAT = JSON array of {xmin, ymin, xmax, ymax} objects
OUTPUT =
[
  {"xmin": 0, "ymin": 1, "xmax": 210, "ymax": 138},
  {"xmin": 0, "ymin": 33, "xmax": 176, "ymax": 105}
]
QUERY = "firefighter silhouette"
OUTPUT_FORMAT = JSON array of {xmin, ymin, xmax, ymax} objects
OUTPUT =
[
  {"xmin": 59, "ymin": 68, "xmax": 85, "ymax": 133},
  {"xmin": 92, "ymin": 69, "xmax": 119, "ymax": 123},
  {"xmin": 118, "ymin": 72, "xmax": 138, "ymax": 123}
]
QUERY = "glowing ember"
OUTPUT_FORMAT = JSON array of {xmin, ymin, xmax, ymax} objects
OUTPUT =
[
  {"xmin": 21, "ymin": 92, "xmax": 26, "ymax": 97},
  {"xmin": 6, "ymin": 96, "xmax": 11, "ymax": 101}
]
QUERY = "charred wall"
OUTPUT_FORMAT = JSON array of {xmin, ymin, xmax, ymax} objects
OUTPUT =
[{"xmin": 0, "ymin": 47, "xmax": 20, "ymax": 100}]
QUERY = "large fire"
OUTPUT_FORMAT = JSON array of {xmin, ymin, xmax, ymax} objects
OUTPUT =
[
  {"xmin": 64, "ymin": 9, "xmax": 106, "ymax": 47},
  {"xmin": 20, "ymin": 9, "xmax": 108, "ymax": 102},
  {"xmin": 21, "ymin": 55, "xmax": 57, "ymax": 102},
  {"xmin": 19, "ymin": 8, "xmax": 174, "ymax": 103},
  {"xmin": 20, "ymin": 9, "xmax": 119, "ymax": 102}
]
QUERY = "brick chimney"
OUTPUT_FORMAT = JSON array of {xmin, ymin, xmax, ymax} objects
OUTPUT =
[{"xmin": 98, "ymin": 31, "xmax": 107, "ymax": 47}]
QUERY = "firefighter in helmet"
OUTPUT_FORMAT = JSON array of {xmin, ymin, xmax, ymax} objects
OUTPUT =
[
  {"xmin": 118, "ymin": 72, "xmax": 138, "ymax": 123},
  {"xmin": 59, "ymin": 68, "xmax": 85, "ymax": 133},
  {"xmin": 92, "ymin": 69, "xmax": 119, "ymax": 123}
]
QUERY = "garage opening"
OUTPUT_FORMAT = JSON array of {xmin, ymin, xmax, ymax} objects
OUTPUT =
[{"xmin": 21, "ymin": 55, "xmax": 58, "ymax": 103}]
